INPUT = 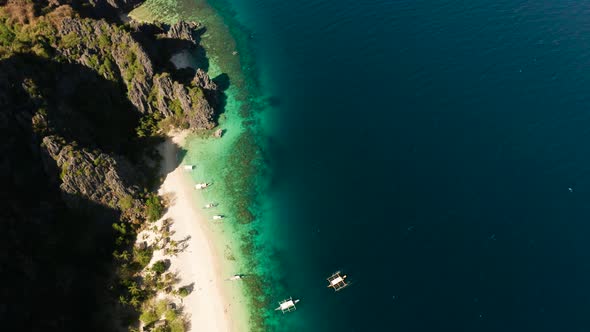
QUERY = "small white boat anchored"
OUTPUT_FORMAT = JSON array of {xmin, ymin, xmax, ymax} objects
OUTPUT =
[
  {"xmin": 212, "ymin": 215, "xmax": 224, "ymax": 220},
  {"xmin": 195, "ymin": 183, "xmax": 210, "ymax": 190},
  {"xmin": 327, "ymin": 271, "xmax": 349, "ymax": 291},
  {"xmin": 275, "ymin": 297, "xmax": 300, "ymax": 313},
  {"xmin": 228, "ymin": 274, "xmax": 243, "ymax": 281},
  {"xmin": 204, "ymin": 203, "xmax": 219, "ymax": 209},
  {"xmin": 183, "ymin": 165, "xmax": 195, "ymax": 171}
]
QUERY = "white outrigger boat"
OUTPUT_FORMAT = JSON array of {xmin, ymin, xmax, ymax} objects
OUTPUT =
[
  {"xmin": 275, "ymin": 297, "xmax": 299, "ymax": 313},
  {"xmin": 327, "ymin": 271, "xmax": 349, "ymax": 291},
  {"xmin": 212, "ymin": 215, "xmax": 224, "ymax": 220},
  {"xmin": 203, "ymin": 203, "xmax": 219, "ymax": 209},
  {"xmin": 183, "ymin": 165, "xmax": 195, "ymax": 170},
  {"xmin": 195, "ymin": 183, "xmax": 210, "ymax": 190}
]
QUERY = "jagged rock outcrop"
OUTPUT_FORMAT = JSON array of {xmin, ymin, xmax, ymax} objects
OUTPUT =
[
  {"xmin": 42, "ymin": 135, "xmax": 144, "ymax": 221},
  {"xmin": 166, "ymin": 21, "xmax": 203, "ymax": 45},
  {"xmin": 152, "ymin": 73, "xmax": 216, "ymax": 129},
  {"xmin": 53, "ymin": 16, "xmax": 219, "ymax": 129},
  {"xmin": 0, "ymin": 3, "xmax": 219, "ymax": 330},
  {"xmin": 193, "ymin": 68, "xmax": 218, "ymax": 92},
  {"xmin": 56, "ymin": 17, "xmax": 155, "ymax": 114}
]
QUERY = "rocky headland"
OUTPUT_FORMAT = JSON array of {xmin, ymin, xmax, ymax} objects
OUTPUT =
[{"xmin": 0, "ymin": 0, "xmax": 225, "ymax": 330}]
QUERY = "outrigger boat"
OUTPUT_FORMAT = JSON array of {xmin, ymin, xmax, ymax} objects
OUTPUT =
[
  {"xmin": 183, "ymin": 165, "xmax": 195, "ymax": 170},
  {"xmin": 228, "ymin": 274, "xmax": 244, "ymax": 281},
  {"xmin": 212, "ymin": 215, "xmax": 224, "ymax": 220},
  {"xmin": 275, "ymin": 297, "xmax": 299, "ymax": 313},
  {"xmin": 195, "ymin": 183, "xmax": 210, "ymax": 190},
  {"xmin": 203, "ymin": 203, "xmax": 219, "ymax": 209},
  {"xmin": 327, "ymin": 271, "xmax": 349, "ymax": 291}
]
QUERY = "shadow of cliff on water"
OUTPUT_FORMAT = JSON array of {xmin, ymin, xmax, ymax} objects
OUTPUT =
[{"xmin": 211, "ymin": 73, "xmax": 231, "ymax": 124}]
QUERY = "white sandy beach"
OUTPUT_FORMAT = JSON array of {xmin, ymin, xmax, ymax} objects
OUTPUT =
[{"xmin": 155, "ymin": 131, "xmax": 248, "ymax": 332}]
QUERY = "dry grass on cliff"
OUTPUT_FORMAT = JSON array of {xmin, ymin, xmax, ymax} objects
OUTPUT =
[
  {"xmin": 3, "ymin": 0, "xmax": 37, "ymax": 25},
  {"xmin": 45, "ymin": 4, "xmax": 76, "ymax": 28},
  {"xmin": 1, "ymin": 0, "xmax": 75, "ymax": 29}
]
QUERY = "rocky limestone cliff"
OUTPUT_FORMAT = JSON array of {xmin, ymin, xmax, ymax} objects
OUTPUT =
[
  {"xmin": 151, "ymin": 72, "xmax": 216, "ymax": 129},
  {"xmin": 42, "ymin": 135, "xmax": 144, "ymax": 222},
  {"xmin": 0, "ymin": 2, "xmax": 224, "ymax": 330},
  {"xmin": 53, "ymin": 15, "xmax": 220, "ymax": 130},
  {"xmin": 47, "ymin": 0, "xmax": 144, "ymax": 21},
  {"xmin": 56, "ymin": 16, "xmax": 155, "ymax": 113},
  {"xmin": 166, "ymin": 21, "xmax": 204, "ymax": 45}
]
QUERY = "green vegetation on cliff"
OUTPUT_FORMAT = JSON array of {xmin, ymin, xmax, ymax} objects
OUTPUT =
[{"xmin": 0, "ymin": 1, "xmax": 221, "ymax": 331}]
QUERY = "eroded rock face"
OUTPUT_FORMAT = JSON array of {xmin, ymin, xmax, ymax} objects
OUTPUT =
[
  {"xmin": 54, "ymin": 16, "xmax": 220, "ymax": 130},
  {"xmin": 166, "ymin": 21, "xmax": 204, "ymax": 45},
  {"xmin": 57, "ymin": 17, "xmax": 155, "ymax": 114},
  {"xmin": 193, "ymin": 68, "xmax": 218, "ymax": 92},
  {"xmin": 42, "ymin": 135, "xmax": 143, "ymax": 221},
  {"xmin": 152, "ymin": 73, "xmax": 216, "ymax": 129}
]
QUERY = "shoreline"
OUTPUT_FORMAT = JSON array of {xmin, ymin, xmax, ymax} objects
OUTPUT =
[
  {"xmin": 129, "ymin": 0, "xmax": 275, "ymax": 329},
  {"xmin": 155, "ymin": 131, "xmax": 250, "ymax": 332}
]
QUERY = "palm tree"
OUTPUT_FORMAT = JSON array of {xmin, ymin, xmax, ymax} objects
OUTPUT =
[
  {"xmin": 119, "ymin": 250, "xmax": 130, "ymax": 261},
  {"xmin": 129, "ymin": 296, "xmax": 140, "ymax": 308},
  {"xmin": 128, "ymin": 282, "xmax": 140, "ymax": 296}
]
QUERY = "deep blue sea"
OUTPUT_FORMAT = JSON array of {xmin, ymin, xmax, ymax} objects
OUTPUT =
[{"xmin": 210, "ymin": 0, "xmax": 590, "ymax": 330}]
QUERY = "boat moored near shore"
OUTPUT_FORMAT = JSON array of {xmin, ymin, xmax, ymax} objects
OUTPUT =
[
  {"xmin": 275, "ymin": 297, "xmax": 300, "ymax": 313},
  {"xmin": 195, "ymin": 182, "xmax": 210, "ymax": 189},
  {"xmin": 228, "ymin": 274, "xmax": 244, "ymax": 281}
]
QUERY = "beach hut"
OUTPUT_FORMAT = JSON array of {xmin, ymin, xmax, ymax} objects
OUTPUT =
[
  {"xmin": 327, "ymin": 271, "xmax": 349, "ymax": 291},
  {"xmin": 275, "ymin": 297, "xmax": 299, "ymax": 313},
  {"xmin": 183, "ymin": 165, "xmax": 195, "ymax": 170}
]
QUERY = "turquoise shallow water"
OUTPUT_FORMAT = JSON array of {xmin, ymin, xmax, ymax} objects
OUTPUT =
[
  {"xmin": 132, "ymin": 0, "xmax": 288, "ymax": 329},
  {"xmin": 138, "ymin": 0, "xmax": 590, "ymax": 331}
]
